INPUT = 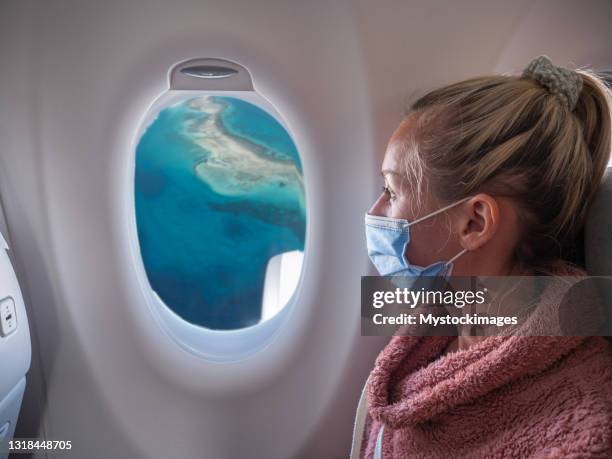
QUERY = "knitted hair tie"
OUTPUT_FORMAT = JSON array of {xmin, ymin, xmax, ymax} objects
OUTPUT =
[{"xmin": 522, "ymin": 55, "xmax": 583, "ymax": 111}]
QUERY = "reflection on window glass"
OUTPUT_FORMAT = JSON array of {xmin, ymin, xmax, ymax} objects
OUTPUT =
[{"xmin": 135, "ymin": 96, "xmax": 306, "ymax": 330}]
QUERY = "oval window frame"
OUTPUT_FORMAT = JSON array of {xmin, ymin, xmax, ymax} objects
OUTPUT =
[{"xmin": 127, "ymin": 59, "xmax": 308, "ymax": 362}]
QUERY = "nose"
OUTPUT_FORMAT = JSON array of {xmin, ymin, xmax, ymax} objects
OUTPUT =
[{"xmin": 368, "ymin": 193, "xmax": 386, "ymax": 217}]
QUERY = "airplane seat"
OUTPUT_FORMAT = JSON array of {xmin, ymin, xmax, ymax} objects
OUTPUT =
[
  {"xmin": 0, "ymin": 230, "xmax": 31, "ymax": 457},
  {"xmin": 584, "ymin": 167, "xmax": 612, "ymax": 340}
]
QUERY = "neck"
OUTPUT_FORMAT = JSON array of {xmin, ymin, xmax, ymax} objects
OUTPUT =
[
  {"xmin": 443, "ymin": 335, "xmax": 486, "ymax": 355},
  {"xmin": 442, "ymin": 261, "xmax": 536, "ymax": 356}
]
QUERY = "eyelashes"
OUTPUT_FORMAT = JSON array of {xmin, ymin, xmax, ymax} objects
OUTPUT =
[{"xmin": 381, "ymin": 185, "xmax": 397, "ymax": 201}]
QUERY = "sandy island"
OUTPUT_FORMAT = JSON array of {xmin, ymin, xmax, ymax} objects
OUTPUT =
[{"xmin": 186, "ymin": 96, "xmax": 305, "ymax": 210}]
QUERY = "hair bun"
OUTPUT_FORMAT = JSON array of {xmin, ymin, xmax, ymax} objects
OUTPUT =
[{"xmin": 522, "ymin": 55, "xmax": 583, "ymax": 111}]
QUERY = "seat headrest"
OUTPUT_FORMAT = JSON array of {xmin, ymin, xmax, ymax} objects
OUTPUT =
[{"xmin": 585, "ymin": 167, "xmax": 612, "ymax": 276}]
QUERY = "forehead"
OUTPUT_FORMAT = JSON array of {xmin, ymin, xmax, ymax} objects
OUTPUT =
[{"xmin": 381, "ymin": 117, "xmax": 417, "ymax": 179}]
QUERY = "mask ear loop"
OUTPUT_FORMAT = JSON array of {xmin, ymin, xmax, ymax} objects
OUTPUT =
[
  {"xmin": 407, "ymin": 196, "xmax": 472, "ymax": 277},
  {"xmin": 446, "ymin": 248, "xmax": 468, "ymax": 266},
  {"xmin": 441, "ymin": 248, "xmax": 468, "ymax": 277},
  {"xmin": 407, "ymin": 196, "xmax": 472, "ymax": 227}
]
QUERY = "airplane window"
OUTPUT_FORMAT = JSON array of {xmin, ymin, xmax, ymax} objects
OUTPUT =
[{"xmin": 134, "ymin": 95, "xmax": 306, "ymax": 331}]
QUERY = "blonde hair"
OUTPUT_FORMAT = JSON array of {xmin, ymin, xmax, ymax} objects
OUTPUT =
[{"xmin": 399, "ymin": 68, "xmax": 611, "ymax": 273}]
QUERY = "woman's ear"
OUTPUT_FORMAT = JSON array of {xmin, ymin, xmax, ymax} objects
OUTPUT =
[{"xmin": 457, "ymin": 193, "xmax": 499, "ymax": 251}]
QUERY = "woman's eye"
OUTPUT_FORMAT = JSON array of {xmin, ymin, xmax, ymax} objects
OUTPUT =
[{"xmin": 381, "ymin": 185, "xmax": 396, "ymax": 201}]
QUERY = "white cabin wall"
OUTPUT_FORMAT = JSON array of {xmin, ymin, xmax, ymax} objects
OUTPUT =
[
  {"xmin": 495, "ymin": 0, "xmax": 612, "ymax": 72},
  {"xmin": 353, "ymin": 0, "xmax": 533, "ymax": 167}
]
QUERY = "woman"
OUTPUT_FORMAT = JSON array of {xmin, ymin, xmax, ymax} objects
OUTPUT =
[{"xmin": 352, "ymin": 56, "xmax": 612, "ymax": 458}]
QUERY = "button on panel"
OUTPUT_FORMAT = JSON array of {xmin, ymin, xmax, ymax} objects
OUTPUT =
[{"xmin": 0, "ymin": 297, "xmax": 17, "ymax": 337}]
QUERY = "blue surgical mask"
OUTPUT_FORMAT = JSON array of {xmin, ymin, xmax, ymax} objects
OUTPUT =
[{"xmin": 365, "ymin": 197, "xmax": 470, "ymax": 278}]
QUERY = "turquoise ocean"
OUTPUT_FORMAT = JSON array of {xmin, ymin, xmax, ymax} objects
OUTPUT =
[{"xmin": 135, "ymin": 96, "xmax": 306, "ymax": 330}]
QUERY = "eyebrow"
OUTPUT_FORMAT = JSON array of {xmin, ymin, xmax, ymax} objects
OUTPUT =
[{"xmin": 381, "ymin": 170, "xmax": 405, "ymax": 182}]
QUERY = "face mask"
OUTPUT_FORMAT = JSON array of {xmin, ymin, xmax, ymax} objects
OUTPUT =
[{"xmin": 364, "ymin": 197, "xmax": 470, "ymax": 278}]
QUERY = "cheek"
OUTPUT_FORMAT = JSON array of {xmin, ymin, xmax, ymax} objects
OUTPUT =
[
  {"xmin": 388, "ymin": 198, "xmax": 413, "ymax": 219},
  {"xmin": 405, "ymin": 220, "xmax": 449, "ymax": 265}
]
